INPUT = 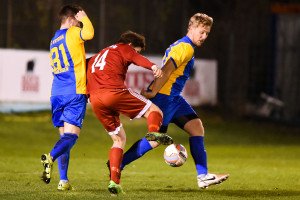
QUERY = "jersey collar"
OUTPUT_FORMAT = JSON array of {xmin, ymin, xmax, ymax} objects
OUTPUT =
[{"xmin": 184, "ymin": 36, "xmax": 196, "ymax": 48}]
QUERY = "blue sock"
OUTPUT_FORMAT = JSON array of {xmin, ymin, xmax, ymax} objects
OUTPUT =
[
  {"xmin": 50, "ymin": 133, "xmax": 78, "ymax": 161},
  {"xmin": 57, "ymin": 151, "xmax": 70, "ymax": 181},
  {"xmin": 189, "ymin": 136, "xmax": 208, "ymax": 175},
  {"xmin": 121, "ymin": 138, "xmax": 152, "ymax": 170},
  {"xmin": 57, "ymin": 135, "xmax": 70, "ymax": 181}
]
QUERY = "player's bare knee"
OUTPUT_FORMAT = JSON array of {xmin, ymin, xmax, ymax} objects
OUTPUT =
[
  {"xmin": 185, "ymin": 118, "xmax": 205, "ymax": 136},
  {"xmin": 143, "ymin": 105, "xmax": 163, "ymax": 119},
  {"xmin": 148, "ymin": 104, "xmax": 163, "ymax": 117},
  {"xmin": 111, "ymin": 133, "xmax": 126, "ymax": 147},
  {"xmin": 112, "ymin": 138, "xmax": 126, "ymax": 148},
  {"xmin": 149, "ymin": 141, "xmax": 160, "ymax": 148},
  {"xmin": 189, "ymin": 125, "xmax": 205, "ymax": 136}
]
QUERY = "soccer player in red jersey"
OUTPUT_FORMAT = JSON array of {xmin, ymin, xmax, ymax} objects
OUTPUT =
[{"xmin": 86, "ymin": 31, "xmax": 173, "ymax": 195}]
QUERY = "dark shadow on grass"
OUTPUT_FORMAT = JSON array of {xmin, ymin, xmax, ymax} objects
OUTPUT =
[
  {"xmin": 79, "ymin": 188, "xmax": 108, "ymax": 193},
  {"xmin": 204, "ymin": 189, "xmax": 300, "ymax": 198},
  {"xmin": 130, "ymin": 188, "xmax": 300, "ymax": 198}
]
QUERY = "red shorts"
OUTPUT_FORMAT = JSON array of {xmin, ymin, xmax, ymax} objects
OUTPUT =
[{"xmin": 89, "ymin": 88, "xmax": 152, "ymax": 134}]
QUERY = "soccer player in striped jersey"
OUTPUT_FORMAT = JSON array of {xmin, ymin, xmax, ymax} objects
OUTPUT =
[
  {"xmin": 121, "ymin": 13, "xmax": 229, "ymax": 189},
  {"xmin": 86, "ymin": 31, "xmax": 173, "ymax": 195},
  {"xmin": 40, "ymin": 4, "xmax": 94, "ymax": 190}
]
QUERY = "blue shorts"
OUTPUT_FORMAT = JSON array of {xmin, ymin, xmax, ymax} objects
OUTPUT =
[
  {"xmin": 150, "ymin": 93, "xmax": 198, "ymax": 132},
  {"xmin": 50, "ymin": 94, "xmax": 87, "ymax": 128}
]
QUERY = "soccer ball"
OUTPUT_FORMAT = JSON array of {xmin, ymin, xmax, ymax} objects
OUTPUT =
[{"xmin": 164, "ymin": 144, "xmax": 188, "ymax": 167}]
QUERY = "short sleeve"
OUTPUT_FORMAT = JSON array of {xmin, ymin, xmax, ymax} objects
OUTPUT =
[{"xmin": 167, "ymin": 43, "xmax": 194, "ymax": 67}]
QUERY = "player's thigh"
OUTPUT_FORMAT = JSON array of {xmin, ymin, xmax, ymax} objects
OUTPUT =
[
  {"xmin": 151, "ymin": 94, "xmax": 174, "ymax": 119},
  {"xmin": 172, "ymin": 96, "xmax": 203, "ymax": 136},
  {"xmin": 150, "ymin": 94, "xmax": 179, "ymax": 133},
  {"xmin": 51, "ymin": 94, "xmax": 86, "ymax": 128},
  {"xmin": 51, "ymin": 96, "xmax": 64, "ymax": 127},
  {"xmin": 62, "ymin": 94, "xmax": 87, "ymax": 129},
  {"xmin": 115, "ymin": 88, "xmax": 152, "ymax": 119},
  {"xmin": 90, "ymin": 93, "xmax": 121, "ymax": 133}
]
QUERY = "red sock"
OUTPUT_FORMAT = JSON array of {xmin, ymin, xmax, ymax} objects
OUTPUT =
[
  {"xmin": 147, "ymin": 111, "xmax": 162, "ymax": 132},
  {"xmin": 109, "ymin": 147, "xmax": 123, "ymax": 184}
]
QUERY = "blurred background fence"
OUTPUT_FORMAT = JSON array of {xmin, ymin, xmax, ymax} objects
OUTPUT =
[{"xmin": 0, "ymin": 0, "xmax": 300, "ymax": 124}]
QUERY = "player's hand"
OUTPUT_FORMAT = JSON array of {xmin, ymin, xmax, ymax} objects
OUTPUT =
[
  {"xmin": 75, "ymin": 10, "xmax": 87, "ymax": 21},
  {"xmin": 141, "ymin": 88, "xmax": 156, "ymax": 99},
  {"xmin": 151, "ymin": 65, "xmax": 163, "ymax": 78}
]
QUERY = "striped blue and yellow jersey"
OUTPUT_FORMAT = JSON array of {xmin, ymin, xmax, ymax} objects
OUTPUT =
[
  {"xmin": 50, "ymin": 16, "xmax": 94, "ymax": 96},
  {"xmin": 159, "ymin": 36, "xmax": 195, "ymax": 96}
]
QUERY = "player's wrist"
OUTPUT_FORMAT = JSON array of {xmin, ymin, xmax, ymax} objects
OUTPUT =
[{"xmin": 151, "ymin": 65, "xmax": 158, "ymax": 71}]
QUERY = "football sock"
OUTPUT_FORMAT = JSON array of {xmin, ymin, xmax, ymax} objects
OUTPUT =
[
  {"xmin": 57, "ymin": 151, "xmax": 70, "ymax": 181},
  {"xmin": 121, "ymin": 138, "xmax": 152, "ymax": 170},
  {"xmin": 57, "ymin": 134, "xmax": 70, "ymax": 181},
  {"xmin": 147, "ymin": 111, "xmax": 162, "ymax": 132},
  {"xmin": 109, "ymin": 147, "xmax": 123, "ymax": 184},
  {"xmin": 50, "ymin": 133, "xmax": 78, "ymax": 161},
  {"xmin": 189, "ymin": 136, "xmax": 208, "ymax": 175}
]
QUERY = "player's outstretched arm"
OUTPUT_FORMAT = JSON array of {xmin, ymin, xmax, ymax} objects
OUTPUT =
[
  {"xmin": 141, "ymin": 59, "xmax": 176, "ymax": 99},
  {"xmin": 75, "ymin": 10, "xmax": 94, "ymax": 40}
]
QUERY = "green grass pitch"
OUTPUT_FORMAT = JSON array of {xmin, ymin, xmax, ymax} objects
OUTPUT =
[{"xmin": 0, "ymin": 108, "xmax": 299, "ymax": 200}]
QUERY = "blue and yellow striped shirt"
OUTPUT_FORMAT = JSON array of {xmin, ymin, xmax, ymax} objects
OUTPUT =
[
  {"xmin": 159, "ymin": 36, "xmax": 195, "ymax": 96},
  {"xmin": 50, "ymin": 16, "xmax": 94, "ymax": 96}
]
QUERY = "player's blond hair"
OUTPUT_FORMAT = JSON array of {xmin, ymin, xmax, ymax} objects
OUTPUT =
[{"xmin": 188, "ymin": 13, "xmax": 213, "ymax": 30}]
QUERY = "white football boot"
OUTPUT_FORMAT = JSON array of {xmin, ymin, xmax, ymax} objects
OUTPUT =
[{"xmin": 197, "ymin": 173, "xmax": 229, "ymax": 189}]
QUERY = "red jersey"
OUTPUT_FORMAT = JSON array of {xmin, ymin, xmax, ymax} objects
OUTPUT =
[{"xmin": 87, "ymin": 43, "xmax": 154, "ymax": 93}]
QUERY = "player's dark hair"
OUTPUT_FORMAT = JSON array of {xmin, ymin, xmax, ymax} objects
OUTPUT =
[
  {"xmin": 59, "ymin": 4, "xmax": 83, "ymax": 23},
  {"xmin": 118, "ymin": 30, "xmax": 146, "ymax": 50}
]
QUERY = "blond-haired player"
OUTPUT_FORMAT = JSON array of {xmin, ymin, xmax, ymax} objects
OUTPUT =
[{"xmin": 121, "ymin": 13, "xmax": 229, "ymax": 189}]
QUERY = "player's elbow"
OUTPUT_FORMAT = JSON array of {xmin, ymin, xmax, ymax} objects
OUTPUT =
[
  {"xmin": 88, "ymin": 29, "xmax": 95, "ymax": 39},
  {"xmin": 83, "ymin": 30, "xmax": 94, "ymax": 40}
]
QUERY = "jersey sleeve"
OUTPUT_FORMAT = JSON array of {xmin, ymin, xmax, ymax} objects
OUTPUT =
[
  {"xmin": 123, "ymin": 45, "xmax": 154, "ymax": 70},
  {"xmin": 80, "ymin": 16, "xmax": 94, "ymax": 41},
  {"xmin": 166, "ymin": 43, "xmax": 194, "ymax": 68},
  {"xmin": 66, "ymin": 16, "xmax": 94, "ymax": 44}
]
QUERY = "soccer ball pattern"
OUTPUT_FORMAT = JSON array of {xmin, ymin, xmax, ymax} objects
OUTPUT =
[{"xmin": 164, "ymin": 144, "xmax": 188, "ymax": 167}]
